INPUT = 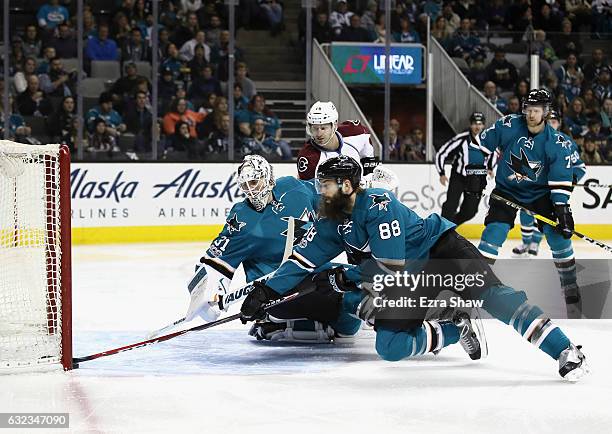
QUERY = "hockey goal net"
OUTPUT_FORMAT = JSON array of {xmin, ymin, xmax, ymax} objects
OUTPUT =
[{"xmin": 0, "ymin": 141, "xmax": 72, "ymax": 371}]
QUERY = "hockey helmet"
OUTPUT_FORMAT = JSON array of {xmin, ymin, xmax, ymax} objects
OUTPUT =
[
  {"xmin": 548, "ymin": 108, "xmax": 561, "ymax": 121},
  {"xmin": 316, "ymin": 155, "xmax": 362, "ymax": 191},
  {"xmin": 236, "ymin": 155, "xmax": 275, "ymax": 212},
  {"xmin": 307, "ymin": 101, "xmax": 339, "ymax": 126},
  {"xmin": 470, "ymin": 112, "xmax": 486, "ymax": 124},
  {"xmin": 522, "ymin": 88, "xmax": 552, "ymax": 114}
]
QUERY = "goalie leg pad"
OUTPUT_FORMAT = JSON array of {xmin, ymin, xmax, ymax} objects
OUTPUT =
[{"xmin": 249, "ymin": 318, "xmax": 335, "ymax": 343}]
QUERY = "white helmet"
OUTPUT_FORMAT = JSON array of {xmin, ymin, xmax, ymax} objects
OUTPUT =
[
  {"xmin": 236, "ymin": 155, "xmax": 275, "ymax": 212},
  {"xmin": 307, "ymin": 101, "xmax": 338, "ymax": 125}
]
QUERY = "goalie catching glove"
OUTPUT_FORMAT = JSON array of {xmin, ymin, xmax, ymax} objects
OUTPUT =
[{"xmin": 361, "ymin": 165, "xmax": 399, "ymax": 191}]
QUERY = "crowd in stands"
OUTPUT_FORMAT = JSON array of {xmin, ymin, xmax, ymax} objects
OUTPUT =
[{"xmin": 1, "ymin": 0, "xmax": 290, "ymax": 161}]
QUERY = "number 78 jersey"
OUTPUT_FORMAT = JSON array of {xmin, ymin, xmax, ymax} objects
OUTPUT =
[{"xmin": 265, "ymin": 188, "xmax": 456, "ymax": 294}]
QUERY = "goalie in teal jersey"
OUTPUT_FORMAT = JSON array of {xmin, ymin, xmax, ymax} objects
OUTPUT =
[
  {"xmin": 185, "ymin": 155, "xmax": 361, "ymax": 343},
  {"xmin": 476, "ymin": 90, "xmax": 583, "ymax": 318},
  {"xmin": 239, "ymin": 155, "xmax": 589, "ymax": 381}
]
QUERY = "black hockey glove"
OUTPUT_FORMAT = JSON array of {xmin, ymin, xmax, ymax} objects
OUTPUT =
[
  {"xmin": 240, "ymin": 281, "xmax": 280, "ymax": 323},
  {"xmin": 312, "ymin": 266, "xmax": 359, "ymax": 293},
  {"xmin": 554, "ymin": 204, "xmax": 574, "ymax": 240},
  {"xmin": 360, "ymin": 156, "xmax": 381, "ymax": 176}
]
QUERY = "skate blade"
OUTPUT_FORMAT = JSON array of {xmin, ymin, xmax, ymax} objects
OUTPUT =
[
  {"xmin": 562, "ymin": 365, "xmax": 590, "ymax": 382},
  {"xmin": 470, "ymin": 317, "xmax": 488, "ymax": 359}
]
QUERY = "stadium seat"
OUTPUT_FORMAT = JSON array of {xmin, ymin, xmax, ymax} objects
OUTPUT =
[
  {"xmin": 81, "ymin": 78, "xmax": 109, "ymax": 98},
  {"xmin": 551, "ymin": 59, "xmax": 566, "ymax": 71},
  {"xmin": 505, "ymin": 53, "xmax": 527, "ymax": 70},
  {"xmin": 118, "ymin": 134, "xmax": 136, "ymax": 152},
  {"xmin": 132, "ymin": 61, "xmax": 152, "ymax": 79},
  {"xmin": 83, "ymin": 96, "xmax": 99, "ymax": 114},
  {"xmin": 451, "ymin": 57, "xmax": 470, "ymax": 73},
  {"xmin": 92, "ymin": 61, "xmax": 121, "ymax": 80},
  {"xmin": 61, "ymin": 58, "xmax": 79, "ymax": 73}
]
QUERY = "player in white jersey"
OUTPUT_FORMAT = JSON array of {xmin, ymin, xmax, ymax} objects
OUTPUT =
[{"xmin": 297, "ymin": 101, "xmax": 398, "ymax": 190}]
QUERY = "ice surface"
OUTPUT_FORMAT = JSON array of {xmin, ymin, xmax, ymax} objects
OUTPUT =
[{"xmin": 1, "ymin": 240, "xmax": 611, "ymax": 434}]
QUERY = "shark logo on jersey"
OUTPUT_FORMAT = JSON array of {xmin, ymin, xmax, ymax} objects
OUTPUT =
[
  {"xmin": 506, "ymin": 148, "xmax": 542, "ymax": 183},
  {"xmin": 337, "ymin": 219, "xmax": 353, "ymax": 236},
  {"xmin": 369, "ymin": 192, "xmax": 392, "ymax": 211},
  {"xmin": 282, "ymin": 209, "xmax": 316, "ymax": 245},
  {"xmin": 226, "ymin": 213, "xmax": 246, "ymax": 233},
  {"xmin": 502, "ymin": 115, "xmax": 515, "ymax": 128},
  {"xmin": 271, "ymin": 199, "xmax": 285, "ymax": 214},
  {"xmin": 555, "ymin": 134, "xmax": 573, "ymax": 150},
  {"xmin": 519, "ymin": 136, "xmax": 535, "ymax": 150}
]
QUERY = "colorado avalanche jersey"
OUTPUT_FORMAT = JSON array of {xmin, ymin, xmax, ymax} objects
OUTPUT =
[
  {"xmin": 265, "ymin": 188, "xmax": 456, "ymax": 295},
  {"xmin": 202, "ymin": 177, "xmax": 318, "ymax": 284},
  {"xmin": 478, "ymin": 114, "xmax": 574, "ymax": 205},
  {"xmin": 297, "ymin": 120, "xmax": 374, "ymax": 180}
]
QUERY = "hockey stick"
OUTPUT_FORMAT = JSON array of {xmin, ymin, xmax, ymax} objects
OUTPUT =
[
  {"xmin": 146, "ymin": 217, "xmax": 296, "ymax": 339},
  {"xmin": 73, "ymin": 284, "xmax": 311, "ymax": 365},
  {"xmin": 573, "ymin": 182, "xmax": 611, "ymax": 189},
  {"xmin": 490, "ymin": 193, "xmax": 612, "ymax": 254}
]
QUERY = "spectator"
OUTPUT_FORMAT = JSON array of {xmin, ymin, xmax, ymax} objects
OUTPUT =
[
  {"xmin": 162, "ymin": 97, "xmax": 206, "ymax": 139},
  {"xmin": 564, "ymin": 96, "xmax": 589, "ymax": 137},
  {"xmin": 170, "ymin": 120, "xmax": 202, "ymax": 159},
  {"xmin": 160, "ymin": 44, "xmax": 185, "ymax": 81},
  {"xmin": 233, "ymin": 83, "xmax": 250, "ymax": 112},
  {"xmin": 125, "ymin": 90, "xmax": 153, "ymax": 153},
  {"xmin": 0, "ymin": 94, "xmax": 37, "ymax": 144},
  {"xmin": 122, "ymin": 27, "xmax": 151, "ymax": 63},
  {"xmin": 50, "ymin": 22, "xmax": 78, "ymax": 59},
  {"xmin": 507, "ymin": 96, "xmax": 521, "ymax": 115},
  {"xmin": 180, "ymin": 0, "xmax": 202, "ymax": 14},
  {"xmin": 543, "ymin": 74, "xmax": 560, "ymax": 98},
  {"xmin": 431, "ymin": 16, "xmax": 451, "ymax": 47},
  {"xmin": 187, "ymin": 44, "xmax": 210, "ymax": 80},
  {"xmin": 580, "ymin": 136, "xmax": 604, "ymax": 164},
  {"xmin": 16, "ymin": 75, "xmax": 54, "ymax": 116},
  {"xmin": 441, "ymin": 3, "xmax": 461, "ymax": 35},
  {"xmin": 114, "ymin": 0, "xmax": 136, "ymax": 22},
  {"xmin": 600, "ymin": 97, "xmax": 612, "ymax": 136},
  {"xmin": 85, "ymin": 24, "xmax": 119, "ymax": 61},
  {"xmin": 35, "ymin": 46, "xmax": 57, "ymax": 75},
  {"xmin": 313, "ymin": 12, "xmax": 333, "ymax": 44},
  {"xmin": 9, "ymin": 38, "xmax": 25, "ymax": 76},
  {"xmin": 173, "ymin": 12, "xmax": 200, "ymax": 48},
  {"xmin": 205, "ymin": 15, "xmax": 223, "ymax": 48},
  {"xmin": 39, "ymin": 57, "xmax": 76, "ymax": 98},
  {"xmin": 339, "ymin": 14, "xmax": 372, "ymax": 42},
  {"xmin": 87, "ymin": 118, "xmax": 119, "ymax": 157},
  {"xmin": 110, "ymin": 62, "xmax": 148, "ymax": 106},
  {"xmin": 160, "ymin": 0, "xmax": 180, "ymax": 30},
  {"xmin": 37, "ymin": 0, "xmax": 69, "ymax": 33},
  {"xmin": 468, "ymin": 54, "xmax": 488, "ymax": 89},
  {"xmin": 83, "ymin": 9, "xmax": 98, "ymax": 40},
  {"xmin": 373, "ymin": 13, "xmax": 388, "ymax": 43},
  {"xmin": 237, "ymin": 94, "xmax": 281, "ymax": 140},
  {"xmin": 85, "ymin": 92, "xmax": 126, "ymax": 137},
  {"xmin": 111, "ymin": 12, "xmax": 132, "ymax": 48},
  {"xmin": 602, "ymin": 138, "xmax": 612, "ymax": 163},
  {"xmin": 361, "ymin": 1, "xmax": 378, "ymax": 39},
  {"xmin": 46, "ymin": 95, "xmax": 75, "ymax": 140},
  {"xmin": 531, "ymin": 30, "xmax": 557, "ymax": 65},
  {"xmin": 514, "ymin": 79, "xmax": 530, "ymax": 103},
  {"xmin": 330, "ymin": 0, "xmax": 353, "ymax": 38},
  {"xmin": 204, "ymin": 113, "xmax": 230, "ymax": 159},
  {"xmin": 158, "ymin": 68, "xmax": 178, "ymax": 111},
  {"xmin": 210, "ymin": 30, "xmax": 244, "ymax": 82},
  {"xmin": 423, "ymin": 0, "xmax": 443, "ymax": 21},
  {"xmin": 454, "ymin": 0, "xmax": 481, "ymax": 21},
  {"xmin": 246, "ymin": 118, "xmax": 292, "ymax": 160},
  {"xmin": 188, "ymin": 65, "xmax": 222, "ymax": 101},
  {"xmin": 565, "ymin": 0, "xmax": 591, "ymax": 31},
  {"xmin": 59, "ymin": 117, "xmax": 79, "ymax": 153},
  {"xmin": 236, "ymin": 62, "xmax": 257, "ymax": 100},
  {"xmin": 483, "ymin": 81, "xmax": 508, "ymax": 113},
  {"xmin": 593, "ymin": 66, "xmax": 612, "ymax": 104},
  {"xmin": 555, "ymin": 92, "xmax": 570, "ymax": 119},
  {"xmin": 403, "ymin": 127, "xmax": 426, "ymax": 161},
  {"xmin": 260, "ymin": 0, "xmax": 284, "ymax": 36},
  {"xmin": 22, "ymin": 25, "xmax": 42, "ymax": 59},
  {"xmin": 586, "ymin": 119, "xmax": 607, "ymax": 150},
  {"xmin": 197, "ymin": 96, "xmax": 229, "ymax": 138},
  {"xmin": 393, "ymin": 17, "xmax": 420, "ymax": 43},
  {"xmin": 518, "ymin": 49, "xmax": 553, "ymax": 87},
  {"xmin": 552, "ymin": 19, "xmax": 582, "ymax": 60},
  {"xmin": 556, "ymin": 52, "xmax": 584, "ymax": 102},
  {"xmin": 582, "ymin": 88, "xmax": 601, "ymax": 119},
  {"xmin": 179, "ymin": 30, "xmax": 210, "ymax": 62},
  {"xmin": 14, "ymin": 58, "xmax": 38, "ymax": 95},
  {"xmin": 592, "ymin": 0, "xmax": 612, "ymax": 36},
  {"xmin": 584, "ymin": 49, "xmax": 609, "ymax": 84},
  {"xmin": 449, "ymin": 19, "xmax": 483, "ymax": 63},
  {"xmin": 485, "ymin": 49, "xmax": 518, "ymax": 92},
  {"xmin": 534, "ymin": 3, "xmax": 562, "ymax": 33},
  {"xmin": 485, "ymin": 0, "xmax": 507, "ymax": 30}
]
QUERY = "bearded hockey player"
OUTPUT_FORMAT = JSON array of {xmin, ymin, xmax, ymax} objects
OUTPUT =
[
  {"xmin": 476, "ymin": 89, "xmax": 584, "ymax": 318},
  {"xmin": 512, "ymin": 108, "xmax": 586, "ymax": 258},
  {"xmin": 240, "ymin": 155, "xmax": 589, "ymax": 381},
  {"xmin": 185, "ymin": 155, "xmax": 361, "ymax": 343}
]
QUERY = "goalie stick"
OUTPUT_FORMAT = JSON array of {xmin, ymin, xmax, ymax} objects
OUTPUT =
[
  {"xmin": 72, "ymin": 283, "xmax": 313, "ymax": 365},
  {"xmin": 146, "ymin": 217, "xmax": 296, "ymax": 339},
  {"xmin": 490, "ymin": 193, "xmax": 612, "ymax": 254}
]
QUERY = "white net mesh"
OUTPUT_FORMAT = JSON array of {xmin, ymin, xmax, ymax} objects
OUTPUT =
[{"xmin": 0, "ymin": 141, "xmax": 65, "ymax": 370}]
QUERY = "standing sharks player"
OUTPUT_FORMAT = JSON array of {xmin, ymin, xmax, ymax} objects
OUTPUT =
[
  {"xmin": 185, "ymin": 155, "xmax": 361, "ymax": 342},
  {"xmin": 476, "ymin": 89, "xmax": 583, "ymax": 317},
  {"xmin": 240, "ymin": 155, "xmax": 589, "ymax": 381},
  {"xmin": 512, "ymin": 108, "xmax": 586, "ymax": 258}
]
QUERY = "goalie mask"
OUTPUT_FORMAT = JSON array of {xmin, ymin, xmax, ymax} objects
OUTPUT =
[
  {"xmin": 307, "ymin": 101, "xmax": 339, "ymax": 148},
  {"xmin": 236, "ymin": 155, "xmax": 275, "ymax": 212}
]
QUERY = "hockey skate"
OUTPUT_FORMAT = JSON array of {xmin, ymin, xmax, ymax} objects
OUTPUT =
[
  {"xmin": 527, "ymin": 242, "xmax": 540, "ymax": 257},
  {"xmin": 558, "ymin": 343, "xmax": 589, "ymax": 381},
  {"xmin": 512, "ymin": 243, "xmax": 530, "ymax": 258},
  {"xmin": 453, "ymin": 311, "xmax": 487, "ymax": 360},
  {"xmin": 564, "ymin": 284, "xmax": 583, "ymax": 319}
]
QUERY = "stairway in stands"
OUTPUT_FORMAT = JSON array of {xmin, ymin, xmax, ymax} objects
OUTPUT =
[{"xmin": 236, "ymin": 2, "xmax": 308, "ymax": 156}]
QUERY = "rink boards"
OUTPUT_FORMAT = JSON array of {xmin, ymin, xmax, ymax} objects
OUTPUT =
[{"xmin": 67, "ymin": 162, "xmax": 612, "ymax": 244}]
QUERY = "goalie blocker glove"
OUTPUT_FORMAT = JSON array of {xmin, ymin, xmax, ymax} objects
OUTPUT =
[
  {"xmin": 240, "ymin": 281, "xmax": 280, "ymax": 322},
  {"xmin": 312, "ymin": 266, "xmax": 359, "ymax": 293},
  {"xmin": 554, "ymin": 204, "xmax": 574, "ymax": 239}
]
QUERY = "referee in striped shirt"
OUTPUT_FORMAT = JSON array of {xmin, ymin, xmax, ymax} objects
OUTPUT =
[{"xmin": 435, "ymin": 112, "xmax": 494, "ymax": 226}]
